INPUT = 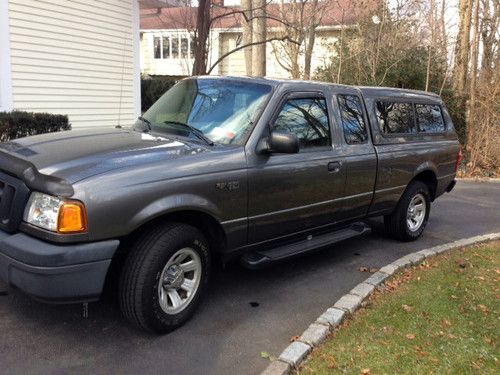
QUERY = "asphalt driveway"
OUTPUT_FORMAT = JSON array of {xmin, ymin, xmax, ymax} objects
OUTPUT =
[{"xmin": 1, "ymin": 181, "xmax": 499, "ymax": 375}]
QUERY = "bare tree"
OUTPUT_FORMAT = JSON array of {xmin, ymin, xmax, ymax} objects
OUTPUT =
[
  {"xmin": 453, "ymin": 0, "xmax": 474, "ymax": 95},
  {"xmin": 241, "ymin": 0, "xmax": 253, "ymax": 75},
  {"xmin": 271, "ymin": 0, "xmax": 331, "ymax": 79},
  {"xmin": 252, "ymin": 0, "xmax": 267, "ymax": 77}
]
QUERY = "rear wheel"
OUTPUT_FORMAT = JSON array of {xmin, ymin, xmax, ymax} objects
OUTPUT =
[
  {"xmin": 384, "ymin": 181, "xmax": 431, "ymax": 241},
  {"xmin": 119, "ymin": 223, "xmax": 210, "ymax": 333}
]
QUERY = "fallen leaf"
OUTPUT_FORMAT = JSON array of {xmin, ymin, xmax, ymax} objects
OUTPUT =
[
  {"xmin": 361, "ymin": 369, "xmax": 370, "ymax": 375},
  {"xmin": 290, "ymin": 335, "xmax": 300, "ymax": 342},
  {"xmin": 478, "ymin": 304, "xmax": 488, "ymax": 312},
  {"xmin": 442, "ymin": 319, "xmax": 452, "ymax": 327},
  {"xmin": 358, "ymin": 266, "xmax": 369, "ymax": 272},
  {"xmin": 402, "ymin": 304, "xmax": 413, "ymax": 312},
  {"xmin": 406, "ymin": 334, "xmax": 415, "ymax": 340},
  {"xmin": 369, "ymin": 268, "xmax": 378, "ymax": 273},
  {"xmin": 260, "ymin": 351, "xmax": 270, "ymax": 359}
]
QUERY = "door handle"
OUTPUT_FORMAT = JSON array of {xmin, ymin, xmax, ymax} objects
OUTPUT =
[{"xmin": 328, "ymin": 161, "xmax": 341, "ymax": 173}]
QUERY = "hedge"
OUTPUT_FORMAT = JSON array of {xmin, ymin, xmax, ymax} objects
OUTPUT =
[
  {"xmin": 0, "ymin": 111, "xmax": 71, "ymax": 142},
  {"xmin": 141, "ymin": 75, "xmax": 178, "ymax": 112}
]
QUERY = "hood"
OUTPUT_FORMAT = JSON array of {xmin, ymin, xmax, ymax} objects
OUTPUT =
[{"xmin": 0, "ymin": 128, "xmax": 209, "ymax": 184}]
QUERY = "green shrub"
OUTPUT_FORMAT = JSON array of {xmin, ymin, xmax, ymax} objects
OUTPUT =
[
  {"xmin": 141, "ymin": 76, "xmax": 178, "ymax": 112},
  {"xmin": 0, "ymin": 111, "xmax": 71, "ymax": 142}
]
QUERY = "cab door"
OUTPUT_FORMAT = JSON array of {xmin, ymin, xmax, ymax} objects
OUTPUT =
[
  {"xmin": 333, "ymin": 92, "xmax": 377, "ymax": 219},
  {"xmin": 246, "ymin": 92, "xmax": 347, "ymax": 244}
]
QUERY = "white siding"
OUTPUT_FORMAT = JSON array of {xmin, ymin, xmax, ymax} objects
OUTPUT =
[{"xmin": 8, "ymin": 0, "xmax": 138, "ymax": 128}]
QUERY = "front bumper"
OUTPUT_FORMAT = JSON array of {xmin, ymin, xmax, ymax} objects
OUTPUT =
[{"xmin": 0, "ymin": 230, "xmax": 119, "ymax": 303}]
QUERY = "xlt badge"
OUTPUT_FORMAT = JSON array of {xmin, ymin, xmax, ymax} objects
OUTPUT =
[{"xmin": 215, "ymin": 181, "xmax": 240, "ymax": 191}]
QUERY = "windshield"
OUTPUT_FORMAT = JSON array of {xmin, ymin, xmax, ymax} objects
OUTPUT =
[{"xmin": 138, "ymin": 78, "xmax": 273, "ymax": 145}]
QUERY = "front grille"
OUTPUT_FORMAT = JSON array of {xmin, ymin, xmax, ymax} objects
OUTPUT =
[{"xmin": 0, "ymin": 171, "xmax": 30, "ymax": 233}]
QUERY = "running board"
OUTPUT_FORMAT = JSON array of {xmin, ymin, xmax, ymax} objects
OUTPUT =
[{"xmin": 241, "ymin": 222, "xmax": 371, "ymax": 269}]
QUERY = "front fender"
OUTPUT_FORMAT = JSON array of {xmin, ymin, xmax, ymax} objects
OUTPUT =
[{"xmin": 129, "ymin": 193, "xmax": 222, "ymax": 231}]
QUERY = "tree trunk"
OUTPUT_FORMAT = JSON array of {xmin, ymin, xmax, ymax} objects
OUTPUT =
[
  {"xmin": 469, "ymin": 0, "xmax": 480, "ymax": 105},
  {"xmin": 241, "ymin": 0, "xmax": 253, "ymax": 76},
  {"xmin": 303, "ymin": 0, "xmax": 319, "ymax": 80},
  {"xmin": 192, "ymin": 0, "xmax": 211, "ymax": 76},
  {"xmin": 252, "ymin": 0, "xmax": 266, "ymax": 77},
  {"xmin": 453, "ymin": 0, "xmax": 474, "ymax": 95}
]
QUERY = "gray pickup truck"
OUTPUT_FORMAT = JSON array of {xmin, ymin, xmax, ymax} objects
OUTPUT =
[{"xmin": 0, "ymin": 76, "xmax": 460, "ymax": 332}]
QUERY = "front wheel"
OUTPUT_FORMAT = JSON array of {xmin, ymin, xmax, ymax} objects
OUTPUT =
[
  {"xmin": 119, "ymin": 223, "xmax": 210, "ymax": 333},
  {"xmin": 384, "ymin": 181, "xmax": 431, "ymax": 242}
]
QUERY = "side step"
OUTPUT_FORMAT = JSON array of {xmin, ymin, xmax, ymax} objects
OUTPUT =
[{"xmin": 241, "ymin": 222, "xmax": 371, "ymax": 269}]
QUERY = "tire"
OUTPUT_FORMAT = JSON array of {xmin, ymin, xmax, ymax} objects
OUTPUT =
[
  {"xmin": 119, "ymin": 222, "xmax": 210, "ymax": 333},
  {"xmin": 384, "ymin": 181, "xmax": 431, "ymax": 242}
]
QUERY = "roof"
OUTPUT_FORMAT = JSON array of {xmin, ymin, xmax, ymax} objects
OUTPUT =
[
  {"xmin": 358, "ymin": 86, "xmax": 441, "ymax": 100},
  {"xmin": 190, "ymin": 76, "xmax": 443, "ymax": 101},
  {"xmin": 140, "ymin": 1, "xmax": 378, "ymax": 30}
]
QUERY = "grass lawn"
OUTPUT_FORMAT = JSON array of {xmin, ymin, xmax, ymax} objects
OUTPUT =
[{"xmin": 301, "ymin": 241, "xmax": 500, "ymax": 374}]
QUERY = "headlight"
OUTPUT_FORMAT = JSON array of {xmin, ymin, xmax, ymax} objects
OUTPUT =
[{"xmin": 23, "ymin": 192, "xmax": 87, "ymax": 233}]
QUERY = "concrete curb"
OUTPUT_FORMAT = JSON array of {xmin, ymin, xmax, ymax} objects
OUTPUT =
[
  {"xmin": 456, "ymin": 177, "xmax": 500, "ymax": 183},
  {"xmin": 260, "ymin": 232, "xmax": 500, "ymax": 374}
]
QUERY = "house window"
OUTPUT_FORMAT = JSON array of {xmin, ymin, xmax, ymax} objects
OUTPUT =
[
  {"xmin": 162, "ymin": 36, "xmax": 170, "ymax": 59},
  {"xmin": 153, "ymin": 36, "xmax": 161, "ymax": 59},
  {"xmin": 171, "ymin": 36, "xmax": 179, "ymax": 58},
  {"xmin": 190, "ymin": 38, "xmax": 196, "ymax": 59},
  {"xmin": 180, "ymin": 36, "xmax": 189, "ymax": 58}
]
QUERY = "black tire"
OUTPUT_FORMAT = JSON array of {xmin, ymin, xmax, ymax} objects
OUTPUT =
[
  {"xmin": 384, "ymin": 181, "xmax": 431, "ymax": 242},
  {"xmin": 119, "ymin": 222, "xmax": 210, "ymax": 333}
]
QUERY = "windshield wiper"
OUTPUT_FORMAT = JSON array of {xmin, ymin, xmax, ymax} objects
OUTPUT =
[
  {"xmin": 138, "ymin": 116, "xmax": 152, "ymax": 132},
  {"xmin": 164, "ymin": 121, "xmax": 214, "ymax": 146}
]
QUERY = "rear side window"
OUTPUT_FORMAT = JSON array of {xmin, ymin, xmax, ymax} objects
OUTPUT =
[
  {"xmin": 416, "ymin": 104, "xmax": 445, "ymax": 133},
  {"xmin": 376, "ymin": 102, "xmax": 416, "ymax": 134},
  {"xmin": 273, "ymin": 98, "xmax": 330, "ymax": 149},
  {"xmin": 338, "ymin": 95, "xmax": 368, "ymax": 144}
]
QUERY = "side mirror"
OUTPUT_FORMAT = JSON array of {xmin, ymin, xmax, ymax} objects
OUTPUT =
[{"xmin": 258, "ymin": 131, "xmax": 299, "ymax": 154}]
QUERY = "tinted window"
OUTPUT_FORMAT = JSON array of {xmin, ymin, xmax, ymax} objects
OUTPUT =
[
  {"xmin": 376, "ymin": 102, "xmax": 416, "ymax": 134},
  {"xmin": 416, "ymin": 104, "xmax": 445, "ymax": 133},
  {"xmin": 273, "ymin": 98, "xmax": 330, "ymax": 149},
  {"xmin": 338, "ymin": 95, "xmax": 367, "ymax": 144}
]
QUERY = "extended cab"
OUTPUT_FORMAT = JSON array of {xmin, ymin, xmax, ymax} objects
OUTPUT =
[{"xmin": 0, "ymin": 77, "xmax": 460, "ymax": 332}]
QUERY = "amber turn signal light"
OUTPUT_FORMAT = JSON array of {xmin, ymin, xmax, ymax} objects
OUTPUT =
[{"xmin": 57, "ymin": 201, "xmax": 88, "ymax": 233}]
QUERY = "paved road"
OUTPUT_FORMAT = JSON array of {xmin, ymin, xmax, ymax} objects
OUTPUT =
[{"xmin": 1, "ymin": 181, "xmax": 499, "ymax": 375}]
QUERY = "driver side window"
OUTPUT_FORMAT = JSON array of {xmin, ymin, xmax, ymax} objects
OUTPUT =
[{"xmin": 273, "ymin": 98, "xmax": 330, "ymax": 149}]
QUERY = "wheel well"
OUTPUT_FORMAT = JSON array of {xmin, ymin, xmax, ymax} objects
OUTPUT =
[
  {"xmin": 102, "ymin": 210, "xmax": 227, "ymax": 298},
  {"xmin": 129, "ymin": 210, "xmax": 227, "ymax": 254},
  {"xmin": 412, "ymin": 170, "xmax": 437, "ymax": 200}
]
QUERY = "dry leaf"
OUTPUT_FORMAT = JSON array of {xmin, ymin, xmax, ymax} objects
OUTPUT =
[
  {"xmin": 290, "ymin": 335, "xmax": 300, "ymax": 342},
  {"xmin": 402, "ymin": 304, "xmax": 413, "ymax": 312},
  {"xmin": 361, "ymin": 369, "xmax": 370, "ymax": 375},
  {"xmin": 442, "ymin": 319, "xmax": 452, "ymax": 327},
  {"xmin": 358, "ymin": 266, "xmax": 369, "ymax": 272},
  {"xmin": 406, "ymin": 334, "xmax": 415, "ymax": 340}
]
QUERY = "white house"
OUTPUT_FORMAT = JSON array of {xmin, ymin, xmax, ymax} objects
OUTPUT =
[
  {"xmin": 139, "ymin": 1, "xmax": 370, "ymax": 79},
  {"xmin": 0, "ymin": 0, "xmax": 145, "ymax": 128}
]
